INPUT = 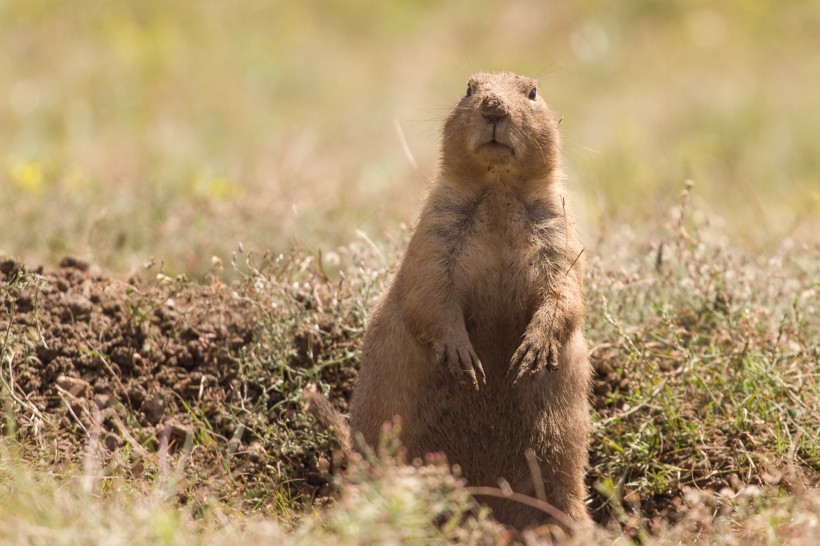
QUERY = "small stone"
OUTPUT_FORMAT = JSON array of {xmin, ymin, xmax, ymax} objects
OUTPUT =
[
  {"xmin": 65, "ymin": 295, "xmax": 93, "ymax": 320},
  {"xmin": 56, "ymin": 375, "xmax": 92, "ymax": 398},
  {"xmin": 94, "ymin": 393, "xmax": 111, "ymax": 409},
  {"xmin": 103, "ymin": 433, "xmax": 121, "ymax": 451},
  {"xmin": 623, "ymin": 488, "xmax": 641, "ymax": 509},
  {"xmin": 141, "ymin": 394, "xmax": 165, "ymax": 425},
  {"xmin": 127, "ymin": 385, "xmax": 146, "ymax": 405},
  {"xmin": 162, "ymin": 419, "xmax": 193, "ymax": 448}
]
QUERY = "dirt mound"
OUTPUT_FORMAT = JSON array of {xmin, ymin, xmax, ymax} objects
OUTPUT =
[
  {"xmin": 4, "ymin": 257, "xmax": 246, "ymax": 420},
  {"xmin": 0, "ymin": 255, "xmax": 355, "ymax": 512}
]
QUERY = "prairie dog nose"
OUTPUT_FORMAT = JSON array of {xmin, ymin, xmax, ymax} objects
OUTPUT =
[{"xmin": 480, "ymin": 95, "xmax": 508, "ymax": 123}]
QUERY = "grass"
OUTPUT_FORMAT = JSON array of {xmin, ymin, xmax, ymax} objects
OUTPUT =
[
  {"xmin": 583, "ymin": 188, "xmax": 819, "ymax": 533},
  {"xmin": 3, "ymin": 186, "xmax": 818, "ymax": 543},
  {"xmin": 1, "ymin": 0, "xmax": 819, "ymax": 544},
  {"xmin": 1, "ymin": 441, "xmax": 819, "ymax": 546}
]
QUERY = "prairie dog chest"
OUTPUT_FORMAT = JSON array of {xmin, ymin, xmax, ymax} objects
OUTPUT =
[
  {"xmin": 449, "ymin": 189, "xmax": 547, "ymax": 306},
  {"xmin": 462, "ymin": 189, "xmax": 543, "ymax": 270}
]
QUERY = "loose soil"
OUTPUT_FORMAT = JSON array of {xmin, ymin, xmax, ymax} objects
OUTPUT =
[{"xmin": 0, "ymin": 255, "xmax": 354, "ymax": 514}]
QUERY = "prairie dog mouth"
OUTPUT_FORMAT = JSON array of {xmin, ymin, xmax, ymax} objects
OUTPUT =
[{"xmin": 476, "ymin": 139, "xmax": 514, "ymax": 156}]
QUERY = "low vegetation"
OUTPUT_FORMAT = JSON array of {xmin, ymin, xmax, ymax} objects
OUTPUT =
[{"xmin": 2, "ymin": 185, "xmax": 817, "ymax": 544}]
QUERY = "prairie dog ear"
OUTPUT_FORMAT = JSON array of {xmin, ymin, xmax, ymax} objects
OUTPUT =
[{"xmin": 466, "ymin": 77, "xmax": 479, "ymax": 97}]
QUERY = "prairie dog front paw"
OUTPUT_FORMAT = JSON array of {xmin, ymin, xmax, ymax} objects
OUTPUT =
[
  {"xmin": 435, "ymin": 337, "xmax": 486, "ymax": 389},
  {"xmin": 507, "ymin": 334, "xmax": 560, "ymax": 384}
]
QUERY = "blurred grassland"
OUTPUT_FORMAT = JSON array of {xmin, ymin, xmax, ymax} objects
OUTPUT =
[{"xmin": 1, "ymin": 0, "xmax": 819, "ymax": 274}]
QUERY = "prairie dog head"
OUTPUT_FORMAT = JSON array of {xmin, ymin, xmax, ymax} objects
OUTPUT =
[{"xmin": 441, "ymin": 72, "xmax": 561, "ymax": 184}]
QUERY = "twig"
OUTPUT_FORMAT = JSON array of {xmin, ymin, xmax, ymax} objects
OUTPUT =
[
  {"xmin": 466, "ymin": 486, "xmax": 572, "ymax": 528},
  {"xmin": 355, "ymin": 229, "xmax": 386, "ymax": 266},
  {"xmin": 1, "ymin": 347, "xmax": 48, "ymax": 423},
  {"xmin": 524, "ymin": 449, "xmax": 547, "ymax": 503},
  {"xmin": 394, "ymin": 119, "xmax": 418, "ymax": 171},
  {"xmin": 55, "ymin": 387, "xmax": 89, "ymax": 434},
  {"xmin": 565, "ymin": 248, "xmax": 585, "ymax": 278},
  {"xmin": 110, "ymin": 415, "xmax": 151, "ymax": 459},
  {"xmin": 546, "ymin": 248, "xmax": 585, "ymax": 343}
]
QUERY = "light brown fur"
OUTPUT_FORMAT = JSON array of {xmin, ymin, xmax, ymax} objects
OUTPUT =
[{"xmin": 349, "ymin": 72, "xmax": 592, "ymax": 528}]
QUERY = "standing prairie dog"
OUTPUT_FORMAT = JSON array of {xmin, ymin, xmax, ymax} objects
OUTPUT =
[{"xmin": 349, "ymin": 72, "xmax": 592, "ymax": 527}]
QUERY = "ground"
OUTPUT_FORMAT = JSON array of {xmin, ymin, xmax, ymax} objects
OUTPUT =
[{"xmin": 2, "ymin": 202, "xmax": 817, "ymax": 543}]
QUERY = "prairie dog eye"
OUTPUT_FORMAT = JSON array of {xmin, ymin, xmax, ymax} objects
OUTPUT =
[
  {"xmin": 466, "ymin": 83, "xmax": 473, "ymax": 97},
  {"xmin": 528, "ymin": 87, "xmax": 537, "ymax": 100}
]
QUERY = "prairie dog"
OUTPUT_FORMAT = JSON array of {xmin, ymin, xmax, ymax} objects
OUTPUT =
[{"xmin": 349, "ymin": 72, "xmax": 592, "ymax": 527}]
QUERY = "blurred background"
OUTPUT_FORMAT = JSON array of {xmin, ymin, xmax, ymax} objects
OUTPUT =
[{"xmin": 1, "ymin": 0, "xmax": 818, "ymax": 275}]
